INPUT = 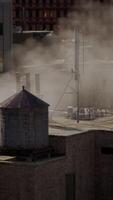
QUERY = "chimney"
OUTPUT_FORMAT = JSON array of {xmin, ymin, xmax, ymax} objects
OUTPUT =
[
  {"xmin": 35, "ymin": 73, "xmax": 40, "ymax": 97},
  {"xmin": 16, "ymin": 72, "xmax": 21, "ymax": 92},
  {"xmin": 25, "ymin": 73, "xmax": 31, "ymax": 92}
]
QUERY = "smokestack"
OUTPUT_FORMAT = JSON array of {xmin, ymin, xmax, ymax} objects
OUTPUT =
[
  {"xmin": 16, "ymin": 72, "xmax": 31, "ymax": 92},
  {"xmin": 35, "ymin": 73, "xmax": 40, "ymax": 97},
  {"xmin": 25, "ymin": 73, "xmax": 31, "ymax": 92},
  {"xmin": 16, "ymin": 72, "xmax": 21, "ymax": 92}
]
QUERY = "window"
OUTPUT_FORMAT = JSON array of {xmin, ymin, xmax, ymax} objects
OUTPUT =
[
  {"xmin": 28, "ymin": 0, "xmax": 32, "ymax": 5},
  {"xmin": 29, "ymin": 10, "xmax": 32, "ymax": 17},
  {"xmin": 15, "ymin": 9, "xmax": 21, "ymax": 18},
  {"xmin": 43, "ymin": 0, "xmax": 46, "ymax": 4},
  {"xmin": 50, "ymin": 10, "xmax": 57, "ymax": 18},
  {"xmin": 66, "ymin": 173, "xmax": 75, "ymax": 200},
  {"xmin": 39, "ymin": 10, "xmax": 43, "ymax": 18},
  {"xmin": 0, "ymin": 23, "xmax": 3, "ymax": 35},
  {"xmin": 45, "ymin": 24, "xmax": 51, "ymax": 30},
  {"xmin": 22, "ymin": 0, "xmax": 25, "ymax": 5},
  {"xmin": 101, "ymin": 147, "xmax": 113, "ymax": 155},
  {"xmin": 25, "ymin": 10, "xmax": 29, "ymax": 17},
  {"xmin": 64, "ymin": 9, "xmax": 67, "ymax": 17},
  {"xmin": 50, "ymin": 0, "xmax": 53, "ymax": 4},
  {"xmin": 16, "ymin": 0, "xmax": 21, "ymax": 4},
  {"xmin": 32, "ymin": 10, "xmax": 36, "ymax": 17},
  {"xmin": 36, "ymin": 10, "xmax": 39, "ymax": 17}
]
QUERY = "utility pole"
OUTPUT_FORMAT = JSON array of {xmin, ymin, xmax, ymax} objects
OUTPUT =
[
  {"xmin": 74, "ymin": 26, "xmax": 80, "ymax": 123},
  {"xmin": 2, "ymin": 2, "xmax": 4, "ymax": 72}
]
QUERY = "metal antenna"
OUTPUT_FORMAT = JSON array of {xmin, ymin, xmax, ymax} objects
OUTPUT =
[
  {"xmin": 82, "ymin": 31, "xmax": 85, "ymax": 74},
  {"xmin": 74, "ymin": 26, "xmax": 80, "ymax": 123}
]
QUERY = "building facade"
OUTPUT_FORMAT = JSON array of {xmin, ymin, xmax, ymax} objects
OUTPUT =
[
  {"xmin": 0, "ymin": 0, "xmax": 112, "ymax": 72},
  {"xmin": 0, "ymin": 0, "xmax": 12, "ymax": 72},
  {"xmin": 13, "ymin": 0, "xmax": 75, "ymax": 31},
  {"xmin": 12, "ymin": 0, "xmax": 113, "ymax": 32},
  {"xmin": 1, "ymin": 130, "xmax": 113, "ymax": 200}
]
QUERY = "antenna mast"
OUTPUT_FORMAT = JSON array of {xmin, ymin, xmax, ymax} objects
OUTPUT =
[{"xmin": 74, "ymin": 26, "xmax": 80, "ymax": 123}]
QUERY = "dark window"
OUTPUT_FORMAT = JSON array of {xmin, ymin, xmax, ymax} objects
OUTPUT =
[
  {"xmin": 29, "ymin": 24, "xmax": 32, "ymax": 30},
  {"xmin": 15, "ymin": 9, "xmax": 21, "ymax": 18},
  {"xmin": 16, "ymin": 0, "xmax": 21, "ymax": 4},
  {"xmin": 22, "ymin": 0, "xmax": 25, "ymax": 5},
  {"xmin": 0, "ymin": 23, "xmax": 3, "ymax": 35},
  {"xmin": 101, "ymin": 147, "xmax": 113, "ymax": 154},
  {"xmin": 50, "ymin": 24, "xmax": 53, "ymax": 30},
  {"xmin": 43, "ymin": 0, "xmax": 46, "ymax": 4},
  {"xmin": 36, "ymin": 10, "xmax": 39, "ymax": 17},
  {"xmin": 64, "ymin": 9, "xmax": 68, "ymax": 17},
  {"xmin": 66, "ymin": 173, "xmax": 75, "ymax": 200},
  {"xmin": 29, "ymin": 10, "xmax": 32, "ymax": 17},
  {"xmin": 57, "ymin": 10, "xmax": 60, "ymax": 18},
  {"xmin": 50, "ymin": 0, "xmax": 53, "ymax": 5},
  {"xmin": 28, "ymin": 0, "xmax": 32, "ymax": 5}
]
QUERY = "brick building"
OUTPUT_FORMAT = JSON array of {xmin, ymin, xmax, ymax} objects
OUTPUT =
[
  {"xmin": 0, "ymin": 89, "xmax": 113, "ymax": 200},
  {"xmin": 0, "ymin": 0, "xmax": 112, "ymax": 72},
  {"xmin": 1, "ymin": 129, "xmax": 113, "ymax": 200},
  {"xmin": 13, "ymin": 0, "xmax": 75, "ymax": 31},
  {"xmin": 13, "ymin": 0, "xmax": 112, "ymax": 32},
  {"xmin": 0, "ymin": 0, "xmax": 12, "ymax": 72}
]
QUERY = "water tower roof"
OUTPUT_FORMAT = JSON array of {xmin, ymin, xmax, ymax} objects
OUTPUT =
[{"xmin": 0, "ymin": 87, "xmax": 49, "ymax": 109}]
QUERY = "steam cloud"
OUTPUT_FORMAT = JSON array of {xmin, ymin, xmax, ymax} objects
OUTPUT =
[{"xmin": 1, "ymin": 1, "xmax": 113, "ymax": 111}]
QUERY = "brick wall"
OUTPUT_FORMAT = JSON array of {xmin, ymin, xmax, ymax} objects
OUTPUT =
[{"xmin": 1, "ymin": 130, "xmax": 113, "ymax": 200}]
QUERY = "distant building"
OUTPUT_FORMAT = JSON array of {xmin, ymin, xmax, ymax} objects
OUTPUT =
[
  {"xmin": 0, "ymin": 0, "xmax": 75, "ymax": 71},
  {"xmin": 13, "ymin": 0, "xmax": 75, "ymax": 31},
  {"xmin": 0, "ymin": 0, "xmax": 113, "ymax": 72},
  {"xmin": 13, "ymin": 0, "xmax": 113, "ymax": 32},
  {"xmin": 0, "ymin": 0, "xmax": 12, "ymax": 72},
  {"xmin": 0, "ymin": 89, "xmax": 113, "ymax": 200}
]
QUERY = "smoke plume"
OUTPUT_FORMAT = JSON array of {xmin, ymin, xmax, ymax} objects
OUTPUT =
[{"xmin": 1, "ymin": 1, "xmax": 113, "ymax": 111}]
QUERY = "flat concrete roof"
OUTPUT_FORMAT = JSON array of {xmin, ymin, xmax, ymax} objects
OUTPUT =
[
  {"xmin": 0, "ymin": 155, "xmax": 15, "ymax": 161},
  {"xmin": 49, "ymin": 128, "xmax": 83, "ymax": 136},
  {"xmin": 49, "ymin": 116, "xmax": 113, "ymax": 136},
  {"xmin": 0, "ymin": 155, "xmax": 65, "ymax": 166}
]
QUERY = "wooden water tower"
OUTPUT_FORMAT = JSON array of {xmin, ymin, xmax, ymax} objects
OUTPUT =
[{"xmin": 0, "ymin": 86, "xmax": 49, "ymax": 151}]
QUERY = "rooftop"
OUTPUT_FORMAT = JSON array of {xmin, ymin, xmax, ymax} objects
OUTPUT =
[
  {"xmin": 49, "ymin": 116, "xmax": 113, "ymax": 136},
  {"xmin": 0, "ymin": 86, "xmax": 49, "ymax": 109},
  {"xmin": 0, "ymin": 154, "xmax": 65, "ymax": 165}
]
